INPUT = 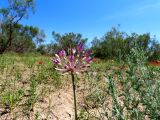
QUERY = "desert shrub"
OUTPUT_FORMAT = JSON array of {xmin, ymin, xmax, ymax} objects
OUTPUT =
[{"xmin": 79, "ymin": 45, "xmax": 160, "ymax": 119}]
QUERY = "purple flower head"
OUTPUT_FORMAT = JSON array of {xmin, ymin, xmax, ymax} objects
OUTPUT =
[
  {"xmin": 77, "ymin": 42, "xmax": 84, "ymax": 52},
  {"xmin": 58, "ymin": 50, "xmax": 66, "ymax": 58},
  {"xmin": 52, "ymin": 42, "xmax": 93, "ymax": 74}
]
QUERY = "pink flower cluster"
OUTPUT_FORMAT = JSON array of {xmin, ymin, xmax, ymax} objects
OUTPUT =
[{"xmin": 52, "ymin": 42, "xmax": 92, "ymax": 74}]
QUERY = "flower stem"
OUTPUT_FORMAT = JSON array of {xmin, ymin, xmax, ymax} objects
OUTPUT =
[{"xmin": 71, "ymin": 72, "xmax": 78, "ymax": 120}]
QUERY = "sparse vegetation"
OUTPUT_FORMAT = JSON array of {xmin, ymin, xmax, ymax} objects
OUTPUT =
[
  {"xmin": 0, "ymin": 0, "xmax": 160, "ymax": 120},
  {"xmin": 0, "ymin": 45, "xmax": 159, "ymax": 119}
]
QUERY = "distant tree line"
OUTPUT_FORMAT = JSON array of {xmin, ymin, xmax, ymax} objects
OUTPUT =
[
  {"xmin": 36, "ymin": 28, "xmax": 160, "ymax": 60},
  {"xmin": 0, "ymin": 0, "xmax": 159, "ymax": 60},
  {"xmin": 91, "ymin": 27, "xmax": 160, "ymax": 60}
]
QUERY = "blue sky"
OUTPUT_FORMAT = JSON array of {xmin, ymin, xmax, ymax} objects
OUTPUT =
[{"xmin": 1, "ymin": 0, "xmax": 160, "ymax": 45}]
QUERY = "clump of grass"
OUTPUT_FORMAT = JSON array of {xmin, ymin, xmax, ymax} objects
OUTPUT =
[{"xmin": 1, "ymin": 88, "xmax": 24, "ymax": 115}]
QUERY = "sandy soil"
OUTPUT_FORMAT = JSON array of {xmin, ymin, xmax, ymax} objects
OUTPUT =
[{"xmin": 0, "ymin": 81, "xmax": 85, "ymax": 120}]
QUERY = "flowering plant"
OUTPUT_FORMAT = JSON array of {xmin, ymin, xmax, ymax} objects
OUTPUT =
[
  {"xmin": 52, "ymin": 42, "xmax": 92, "ymax": 119},
  {"xmin": 52, "ymin": 42, "xmax": 92, "ymax": 74}
]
